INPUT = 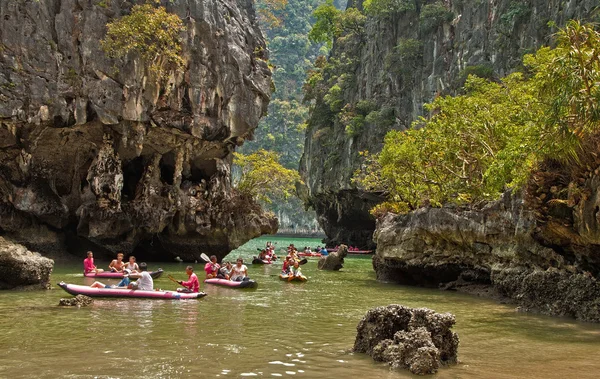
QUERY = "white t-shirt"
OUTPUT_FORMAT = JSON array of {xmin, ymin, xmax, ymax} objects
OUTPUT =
[
  {"xmin": 230, "ymin": 265, "xmax": 248, "ymax": 281},
  {"xmin": 135, "ymin": 271, "xmax": 153, "ymax": 290}
]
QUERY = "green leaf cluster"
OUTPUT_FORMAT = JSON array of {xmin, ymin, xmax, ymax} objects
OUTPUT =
[
  {"xmin": 308, "ymin": 1, "xmax": 366, "ymax": 47},
  {"xmin": 419, "ymin": 2, "xmax": 454, "ymax": 33},
  {"xmin": 362, "ymin": 0, "xmax": 415, "ymax": 18},
  {"xmin": 101, "ymin": 4, "xmax": 184, "ymax": 77},
  {"xmin": 355, "ymin": 21, "xmax": 600, "ymax": 213},
  {"xmin": 233, "ymin": 150, "xmax": 302, "ymax": 205}
]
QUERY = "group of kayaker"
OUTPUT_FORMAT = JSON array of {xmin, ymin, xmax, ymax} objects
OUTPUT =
[
  {"xmin": 280, "ymin": 244, "xmax": 304, "ymax": 279},
  {"xmin": 203, "ymin": 255, "xmax": 250, "ymax": 282},
  {"xmin": 84, "ymin": 251, "xmax": 140, "ymax": 274},
  {"xmin": 89, "ymin": 262, "xmax": 154, "ymax": 291}
]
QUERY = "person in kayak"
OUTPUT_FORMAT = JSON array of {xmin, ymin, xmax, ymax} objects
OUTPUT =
[
  {"xmin": 177, "ymin": 266, "xmax": 200, "ymax": 293},
  {"xmin": 128, "ymin": 263, "xmax": 153, "ymax": 290},
  {"xmin": 108, "ymin": 252, "xmax": 125, "ymax": 272},
  {"xmin": 125, "ymin": 256, "xmax": 139, "ymax": 273},
  {"xmin": 204, "ymin": 255, "xmax": 220, "ymax": 278},
  {"xmin": 290, "ymin": 261, "xmax": 303, "ymax": 279},
  {"xmin": 230, "ymin": 258, "xmax": 249, "ymax": 282},
  {"xmin": 83, "ymin": 251, "xmax": 103, "ymax": 274},
  {"xmin": 217, "ymin": 261, "xmax": 232, "ymax": 280},
  {"xmin": 281, "ymin": 255, "xmax": 292, "ymax": 274},
  {"xmin": 319, "ymin": 247, "xmax": 329, "ymax": 256},
  {"xmin": 90, "ymin": 269, "xmax": 132, "ymax": 288}
]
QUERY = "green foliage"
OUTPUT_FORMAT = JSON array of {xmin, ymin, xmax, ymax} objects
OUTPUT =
[
  {"xmin": 355, "ymin": 21, "xmax": 600, "ymax": 213},
  {"xmin": 308, "ymin": 1, "xmax": 365, "ymax": 47},
  {"xmin": 363, "ymin": 0, "xmax": 415, "ymax": 18},
  {"xmin": 500, "ymin": 1, "xmax": 531, "ymax": 26},
  {"xmin": 233, "ymin": 150, "xmax": 302, "ymax": 205},
  {"xmin": 101, "ymin": 4, "xmax": 184, "ymax": 77},
  {"xmin": 324, "ymin": 84, "xmax": 344, "ymax": 112},
  {"xmin": 385, "ymin": 39, "xmax": 423, "ymax": 76},
  {"xmin": 256, "ymin": 0, "xmax": 289, "ymax": 28},
  {"xmin": 365, "ymin": 106, "xmax": 396, "ymax": 127},
  {"xmin": 456, "ymin": 63, "xmax": 495, "ymax": 87},
  {"xmin": 419, "ymin": 2, "xmax": 454, "ymax": 33}
]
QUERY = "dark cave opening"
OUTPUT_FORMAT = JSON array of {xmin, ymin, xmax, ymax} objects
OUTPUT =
[
  {"xmin": 190, "ymin": 158, "xmax": 217, "ymax": 183},
  {"xmin": 159, "ymin": 152, "xmax": 176, "ymax": 185},
  {"xmin": 121, "ymin": 156, "xmax": 144, "ymax": 200}
]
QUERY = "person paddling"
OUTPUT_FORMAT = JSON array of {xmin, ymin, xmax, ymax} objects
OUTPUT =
[
  {"xmin": 290, "ymin": 261, "xmax": 303, "ymax": 280},
  {"xmin": 218, "ymin": 261, "xmax": 232, "ymax": 280},
  {"xmin": 204, "ymin": 255, "xmax": 220, "ymax": 279},
  {"xmin": 108, "ymin": 252, "xmax": 125, "ymax": 272},
  {"xmin": 83, "ymin": 251, "xmax": 103, "ymax": 274},
  {"xmin": 177, "ymin": 266, "xmax": 200, "ymax": 293}
]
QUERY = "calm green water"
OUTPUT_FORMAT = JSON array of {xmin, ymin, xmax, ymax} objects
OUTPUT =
[{"xmin": 1, "ymin": 236, "xmax": 599, "ymax": 378}]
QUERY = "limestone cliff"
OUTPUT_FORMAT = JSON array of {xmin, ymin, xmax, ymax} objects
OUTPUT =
[
  {"xmin": 300, "ymin": 0, "xmax": 598, "ymax": 248},
  {"xmin": 373, "ymin": 191, "xmax": 600, "ymax": 322},
  {"xmin": 0, "ymin": 0, "xmax": 276, "ymax": 261}
]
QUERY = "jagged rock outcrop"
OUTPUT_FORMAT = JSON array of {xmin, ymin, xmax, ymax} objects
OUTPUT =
[
  {"xmin": 373, "ymin": 191, "xmax": 600, "ymax": 322},
  {"xmin": 353, "ymin": 304, "xmax": 459, "ymax": 375},
  {"xmin": 59, "ymin": 294, "xmax": 93, "ymax": 307},
  {"xmin": 300, "ymin": 0, "xmax": 598, "ymax": 248},
  {"xmin": 317, "ymin": 243, "xmax": 347, "ymax": 270},
  {"xmin": 0, "ymin": 0, "xmax": 276, "ymax": 261},
  {"xmin": 0, "ymin": 236, "xmax": 53, "ymax": 289}
]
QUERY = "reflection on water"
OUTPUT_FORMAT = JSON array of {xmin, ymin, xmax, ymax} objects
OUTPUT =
[{"xmin": 0, "ymin": 236, "xmax": 599, "ymax": 378}]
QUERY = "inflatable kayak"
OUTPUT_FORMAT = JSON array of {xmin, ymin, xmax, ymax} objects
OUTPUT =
[
  {"xmin": 298, "ymin": 252, "xmax": 322, "ymax": 258},
  {"xmin": 84, "ymin": 269, "xmax": 164, "ymax": 280},
  {"xmin": 58, "ymin": 282, "xmax": 206, "ymax": 299},
  {"xmin": 252, "ymin": 258, "xmax": 272, "ymax": 265},
  {"xmin": 279, "ymin": 274, "xmax": 307, "ymax": 282},
  {"xmin": 204, "ymin": 278, "xmax": 258, "ymax": 288}
]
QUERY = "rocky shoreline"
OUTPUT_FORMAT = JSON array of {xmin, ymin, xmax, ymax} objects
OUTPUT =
[
  {"xmin": 0, "ymin": 237, "xmax": 53, "ymax": 290},
  {"xmin": 373, "ymin": 192, "xmax": 600, "ymax": 322}
]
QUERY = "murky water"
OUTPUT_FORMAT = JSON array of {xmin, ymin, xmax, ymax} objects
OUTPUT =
[{"xmin": 1, "ymin": 236, "xmax": 599, "ymax": 378}]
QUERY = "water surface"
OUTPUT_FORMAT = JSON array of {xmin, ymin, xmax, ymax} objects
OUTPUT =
[{"xmin": 0, "ymin": 236, "xmax": 599, "ymax": 378}]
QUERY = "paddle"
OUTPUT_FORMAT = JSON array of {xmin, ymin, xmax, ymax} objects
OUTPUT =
[
  {"xmin": 200, "ymin": 253, "xmax": 211, "ymax": 263},
  {"xmin": 167, "ymin": 274, "xmax": 180, "ymax": 285},
  {"xmin": 299, "ymin": 258, "xmax": 308, "ymax": 265}
]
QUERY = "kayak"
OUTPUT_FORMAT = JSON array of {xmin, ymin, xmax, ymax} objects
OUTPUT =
[
  {"xmin": 298, "ymin": 252, "xmax": 322, "ymax": 258},
  {"xmin": 279, "ymin": 274, "xmax": 307, "ymax": 282},
  {"xmin": 83, "ymin": 269, "xmax": 164, "ymax": 279},
  {"xmin": 204, "ymin": 278, "xmax": 258, "ymax": 288},
  {"xmin": 252, "ymin": 258, "xmax": 272, "ymax": 265},
  {"xmin": 325, "ymin": 248, "xmax": 374, "ymax": 255},
  {"xmin": 58, "ymin": 282, "xmax": 207, "ymax": 300}
]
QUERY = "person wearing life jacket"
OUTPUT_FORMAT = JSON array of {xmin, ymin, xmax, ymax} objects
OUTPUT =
[
  {"xmin": 204, "ymin": 255, "xmax": 220, "ymax": 279},
  {"xmin": 281, "ymin": 255, "xmax": 292, "ymax": 274}
]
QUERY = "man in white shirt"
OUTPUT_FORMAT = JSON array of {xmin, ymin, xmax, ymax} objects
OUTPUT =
[{"xmin": 129, "ymin": 262, "xmax": 154, "ymax": 290}]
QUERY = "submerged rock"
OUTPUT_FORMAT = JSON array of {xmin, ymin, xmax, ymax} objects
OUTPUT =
[
  {"xmin": 59, "ymin": 295, "xmax": 93, "ymax": 307},
  {"xmin": 353, "ymin": 305, "xmax": 459, "ymax": 375},
  {"xmin": 0, "ymin": 237, "xmax": 53, "ymax": 290},
  {"xmin": 0, "ymin": 0, "xmax": 275, "ymax": 262},
  {"xmin": 317, "ymin": 244, "xmax": 348, "ymax": 271}
]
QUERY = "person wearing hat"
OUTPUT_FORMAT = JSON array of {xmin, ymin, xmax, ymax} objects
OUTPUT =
[{"xmin": 90, "ymin": 269, "xmax": 132, "ymax": 288}]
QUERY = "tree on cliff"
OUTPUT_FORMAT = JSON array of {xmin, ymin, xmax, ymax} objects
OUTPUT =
[
  {"xmin": 354, "ymin": 21, "xmax": 600, "ymax": 215},
  {"xmin": 101, "ymin": 4, "xmax": 184, "ymax": 78},
  {"xmin": 233, "ymin": 149, "xmax": 302, "ymax": 205}
]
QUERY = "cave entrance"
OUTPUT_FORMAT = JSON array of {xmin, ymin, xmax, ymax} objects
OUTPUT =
[
  {"xmin": 159, "ymin": 152, "xmax": 176, "ymax": 185},
  {"xmin": 121, "ymin": 156, "xmax": 144, "ymax": 200},
  {"xmin": 190, "ymin": 158, "xmax": 217, "ymax": 183},
  {"xmin": 131, "ymin": 235, "xmax": 170, "ymax": 262}
]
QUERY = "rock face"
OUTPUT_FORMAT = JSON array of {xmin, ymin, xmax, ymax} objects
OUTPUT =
[
  {"xmin": 59, "ymin": 294, "xmax": 93, "ymax": 307},
  {"xmin": 317, "ymin": 244, "xmax": 347, "ymax": 270},
  {"xmin": 0, "ymin": 236, "xmax": 53, "ymax": 289},
  {"xmin": 299, "ymin": 0, "xmax": 597, "ymax": 248},
  {"xmin": 0, "ymin": 0, "xmax": 276, "ymax": 261},
  {"xmin": 373, "ymin": 192, "xmax": 600, "ymax": 322},
  {"xmin": 353, "ymin": 304, "xmax": 459, "ymax": 375}
]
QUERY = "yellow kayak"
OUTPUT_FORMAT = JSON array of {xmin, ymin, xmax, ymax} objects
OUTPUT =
[{"xmin": 279, "ymin": 273, "xmax": 307, "ymax": 282}]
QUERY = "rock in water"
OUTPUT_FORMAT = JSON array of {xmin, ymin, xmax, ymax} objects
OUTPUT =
[
  {"xmin": 317, "ymin": 244, "xmax": 348, "ymax": 271},
  {"xmin": 59, "ymin": 295, "xmax": 93, "ymax": 307},
  {"xmin": 353, "ymin": 305, "xmax": 459, "ymax": 375},
  {"xmin": 0, "ymin": 237, "xmax": 53, "ymax": 290}
]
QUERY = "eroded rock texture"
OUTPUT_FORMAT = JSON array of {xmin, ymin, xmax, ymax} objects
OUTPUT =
[
  {"xmin": 374, "ymin": 192, "xmax": 600, "ymax": 322},
  {"xmin": 317, "ymin": 243, "xmax": 347, "ymax": 270},
  {"xmin": 353, "ymin": 304, "xmax": 459, "ymax": 375},
  {"xmin": 299, "ymin": 0, "xmax": 597, "ymax": 249},
  {"xmin": 59, "ymin": 294, "xmax": 93, "ymax": 307},
  {"xmin": 0, "ymin": 236, "xmax": 53, "ymax": 289},
  {"xmin": 0, "ymin": 0, "xmax": 276, "ymax": 261}
]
